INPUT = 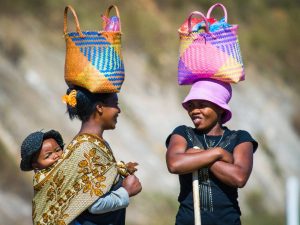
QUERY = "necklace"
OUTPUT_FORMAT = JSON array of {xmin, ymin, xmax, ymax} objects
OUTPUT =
[{"xmin": 203, "ymin": 130, "xmax": 225, "ymax": 149}]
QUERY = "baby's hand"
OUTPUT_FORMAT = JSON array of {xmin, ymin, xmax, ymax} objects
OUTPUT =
[{"xmin": 126, "ymin": 162, "xmax": 138, "ymax": 175}]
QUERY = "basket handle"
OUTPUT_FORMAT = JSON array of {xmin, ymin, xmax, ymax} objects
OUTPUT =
[
  {"xmin": 206, "ymin": 3, "xmax": 228, "ymax": 22},
  {"xmin": 64, "ymin": 5, "xmax": 84, "ymax": 38},
  {"xmin": 187, "ymin": 11, "xmax": 209, "ymax": 33},
  {"xmin": 102, "ymin": 5, "xmax": 122, "ymax": 32}
]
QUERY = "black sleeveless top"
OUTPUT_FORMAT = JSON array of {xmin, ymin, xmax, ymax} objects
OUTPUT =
[{"xmin": 166, "ymin": 126, "xmax": 258, "ymax": 225}]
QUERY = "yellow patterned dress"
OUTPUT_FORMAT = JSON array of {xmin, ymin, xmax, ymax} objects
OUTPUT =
[{"xmin": 32, "ymin": 133, "xmax": 120, "ymax": 225}]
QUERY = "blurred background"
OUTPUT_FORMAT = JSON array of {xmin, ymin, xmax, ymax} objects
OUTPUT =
[{"xmin": 0, "ymin": 0, "xmax": 299, "ymax": 224}]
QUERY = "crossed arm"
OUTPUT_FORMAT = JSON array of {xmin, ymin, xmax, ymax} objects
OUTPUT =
[{"xmin": 166, "ymin": 134, "xmax": 254, "ymax": 188}]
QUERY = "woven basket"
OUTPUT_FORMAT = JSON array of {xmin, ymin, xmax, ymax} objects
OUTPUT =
[
  {"xmin": 64, "ymin": 5, "xmax": 124, "ymax": 93},
  {"xmin": 178, "ymin": 3, "xmax": 245, "ymax": 85}
]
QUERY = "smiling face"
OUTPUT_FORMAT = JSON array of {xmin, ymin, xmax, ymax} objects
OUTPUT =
[
  {"xmin": 100, "ymin": 94, "xmax": 121, "ymax": 130},
  {"xmin": 32, "ymin": 138, "xmax": 63, "ymax": 170},
  {"xmin": 186, "ymin": 100, "xmax": 224, "ymax": 131}
]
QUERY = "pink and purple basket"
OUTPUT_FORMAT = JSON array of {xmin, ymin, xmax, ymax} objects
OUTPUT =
[{"xmin": 178, "ymin": 3, "xmax": 245, "ymax": 85}]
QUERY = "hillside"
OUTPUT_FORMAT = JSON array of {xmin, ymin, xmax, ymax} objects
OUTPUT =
[{"xmin": 0, "ymin": 1, "xmax": 299, "ymax": 224}]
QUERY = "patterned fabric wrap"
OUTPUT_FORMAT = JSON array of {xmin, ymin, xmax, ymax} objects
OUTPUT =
[
  {"xmin": 32, "ymin": 134, "xmax": 119, "ymax": 225},
  {"xmin": 178, "ymin": 4, "xmax": 245, "ymax": 85},
  {"xmin": 64, "ymin": 5, "xmax": 124, "ymax": 93}
]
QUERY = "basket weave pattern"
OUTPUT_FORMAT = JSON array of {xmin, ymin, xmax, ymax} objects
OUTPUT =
[
  {"xmin": 178, "ymin": 4, "xmax": 245, "ymax": 85},
  {"xmin": 64, "ymin": 5, "xmax": 124, "ymax": 93}
]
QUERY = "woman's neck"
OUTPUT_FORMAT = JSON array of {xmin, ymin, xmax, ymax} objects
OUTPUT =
[
  {"xmin": 79, "ymin": 120, "xmax": 104, "ymax": 139},
  {"xmin": 207, "ymin": 126, "xmax": 224, "ymax": 136},
  {"xmin": 201, "ymin": 123, "xmax": 224, "ymax": 136}
]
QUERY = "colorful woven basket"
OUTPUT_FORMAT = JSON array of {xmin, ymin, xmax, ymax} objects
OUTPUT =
[
  {"xmin": 64, "ymin": 5, "xmax": 124, "ymax": 93},
  {"xmin": 178, "ymin": 3, "xmax": 245, "ymax": 85}
]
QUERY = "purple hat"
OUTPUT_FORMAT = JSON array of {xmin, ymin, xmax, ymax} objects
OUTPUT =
[{"xmin": 182, "ymin": 79, "xmax": 232, "ymax": 124}]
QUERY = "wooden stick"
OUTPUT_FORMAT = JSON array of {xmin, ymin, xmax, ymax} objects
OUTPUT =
[{"xmin": 193, "ymin": 170, "xmax": 201, "ymax": 225}]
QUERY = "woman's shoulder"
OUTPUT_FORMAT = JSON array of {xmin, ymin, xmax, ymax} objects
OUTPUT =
[
  {"xmin": 66, "ymin": 134, "xmax": 111, "ymax": 153},
  {"xmin": 169, "ymin": 125, "xmax": 194, "ymax": 137},
  {"xmin": 174, "ymin": 124, "xmax": 190, "ymax": 131},
  {"xmin": 68, "ymin": 133, "xmax": 104, "ymax": 146},
  {"xmin": 165, "ymin": 125, "xmax": 190, "ymax": 147},
  {"xmin": 225, "ymin": 127, "xmax": 254, "ymax": 138},
  {"xmin": 224, "ymin": 127, "xmax": 258, "ymax": 152},
  {"xmin": 64, "ymin": 133, "xmax": 116, "ymax": 162}
]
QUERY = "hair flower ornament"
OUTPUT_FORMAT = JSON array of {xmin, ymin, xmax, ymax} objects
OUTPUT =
[{"xmin": 62, "ymin": 90, "xmax": 77, "ymax": 107}]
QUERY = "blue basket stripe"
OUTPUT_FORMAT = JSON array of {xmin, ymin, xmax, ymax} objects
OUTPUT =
[
  {"xmin": 74, "ymin": 41, "xmax": 111, "ymax": 46},
  {"xmin": 70, "ymin": 32, "xmax": 111, "ymax": 47},
  {"xmin": 88, "ymin": 47, "xmax": 91, "ymax": 60},
  {"xmin": 103, "ymin": 47, "xmax": 109, "ymax": 71},
  {"xmin": 96, "ymin": 47, "xmax": 100, "ymax": 70},
  {"xmin": 74, "ymin": 39, "xmax": 124, "ymax": 84},
  {"xmin": 92, "ymin": 47, "xmax": 96, "ymax": 65},
  {"xmin": 68, "ymin": 31, "xmax": 103, "ymax": 36},
  {"xmin": 100, "ymin": 73, "xmax": 124, "ymax": 77},
  {"xmin": 71, "ymin": 36, "xmax": 107, "ymax": 41},
  {"xmin": 109, "ymin": 47, "xmax": 113, "ymax": 69},
  {"xmin": 79, "ymin": 46, "xmax": 119, "ymax": 68}
]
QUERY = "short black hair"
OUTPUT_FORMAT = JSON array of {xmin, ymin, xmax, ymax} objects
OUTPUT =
[{"xmin": 66, "ymin": 86, "xmax": 116, "ymax": 122}]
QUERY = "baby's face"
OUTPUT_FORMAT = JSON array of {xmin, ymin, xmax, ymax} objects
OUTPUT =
[{"xmin": 34, "ymin": 138, "xmax": 63, "ymax": 170}]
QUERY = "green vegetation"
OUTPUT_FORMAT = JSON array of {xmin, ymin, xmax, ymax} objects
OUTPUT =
[
  {"xmin": 242, "ymin": 191, "xmax": 285, "ymax": 225},
  {"xmin": 243, "ymin": 214, "xmax": 285, "ymax": 225}
]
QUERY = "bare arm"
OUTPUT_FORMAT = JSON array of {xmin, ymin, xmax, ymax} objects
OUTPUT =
[
  {"xmin": 166, "ymin": 134, "xmax": 232, "ymax": 174},
  {"xmin": 209, "ymin": 142, "xmax": 254, "ymax": 188}
]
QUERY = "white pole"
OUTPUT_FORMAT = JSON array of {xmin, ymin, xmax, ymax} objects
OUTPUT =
[
  {"xmin": 286, "ymin": 176, "xmax": 299, "ymax": 225},
  {"xmin": 193, "ymin": 170, "xmax": 201, "ymax": 225}
]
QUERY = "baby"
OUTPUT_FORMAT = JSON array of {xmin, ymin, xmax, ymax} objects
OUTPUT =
[
  {"xmin": 20, "ymin": 129, "xmax": 64, "ymax": 171},
  {"xmin": 20, "ymin": 129, "xmax": 138, "ymax": 220}
]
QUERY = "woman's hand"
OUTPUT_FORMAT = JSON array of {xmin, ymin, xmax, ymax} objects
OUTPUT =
[
  {"xmin": 186, "ymin": 147, "xmax": 233, "ymax": 164},
  {"xmin": 209, "ymin": 142, "xmax": 254, "ymax": 188},
  {"xmin": 122, "ymin": 175, "xmax": 142, "ymax": 197},
  {"xmin": 215, "ymin": 147, "xmax": 233, "ymax": 164},
  {"xmin": 166, "ymin": 134, "xmax": 227, "ymax": 174}
]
